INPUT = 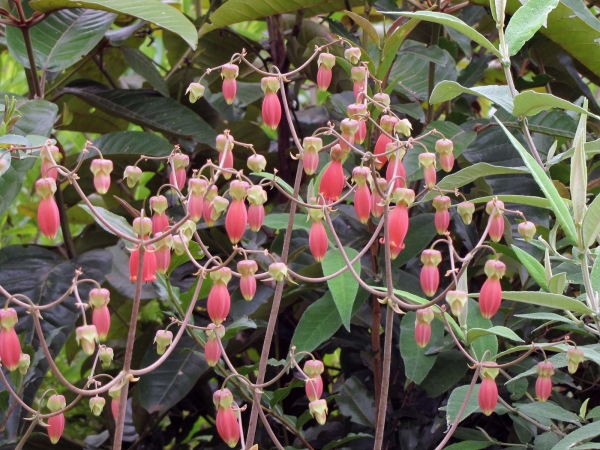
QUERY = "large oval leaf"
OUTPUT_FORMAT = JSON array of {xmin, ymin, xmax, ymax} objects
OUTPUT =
[{"xmin": 30, "ymin": 0, "xmax": 198, "ymax": 49}]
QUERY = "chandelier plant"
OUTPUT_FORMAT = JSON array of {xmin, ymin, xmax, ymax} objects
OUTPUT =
[{"xmin": 2, "ymin": 0, "xmax": 600, "ymax": 449}]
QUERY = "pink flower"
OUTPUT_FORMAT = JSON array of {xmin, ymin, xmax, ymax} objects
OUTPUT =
[{"xmin": 309, "ymin": 220, "xmax": 328, "ymax": 262}]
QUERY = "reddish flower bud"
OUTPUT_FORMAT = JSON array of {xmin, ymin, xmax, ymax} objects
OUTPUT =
[
  {"xmin": 309, "ymin": 399, "xmax": 328, "ymax": 425},
  {"xmin": 478, "ymin": 377, "xmax": 498, "ymax": 416},
  {"xmin": 221, "ymin": 63, "xmax": 239, "ymax": 105},
  {"xmin": 351, "ymin": 66, "xmax": 366, "ymax": 99},
  {"xmin": 76, "ymin": 325, "xmax": 98, "ymax": 355},
  {"xmin": 436, "ymin": 138, "xmax": 454, "ymax": 172},
  {"xmin": 414, "ymin": 322, "xmax": 432, "ymax": 348},
  {"xmin": 374, "ymin": 133, "xmax": 392, "ymax": 169},
  {"xmin": 155, "ymin": 329, "xmax": 173, "ymax": 355},
  {"xmin": 479, "ymin": 277, "xmax": 502, "ymax": 319},
  {"xmin": 0, "ymin": 327, "xmax": 21, "ymax": 371},
  {"xmin": 319, "ymin": 158, "xmax": 345, "ymax": 201},
  {"xmin": 111, "ymin": 398, "xmax": 119, "ymax": 420},
  {"xmin": 389, "ymin": 203, "xmax": 409, "ymax": 259},
  {"xmin": 433, "ymin": 195, "xmax": 451, "ymax": 235},
  {"xmin": 305, "ymin": 376, "xmax": 323, "ymax": 402},
  {"xmin": 371, "ymin": 178, "xmax": 388, "ymax": 219},
  {"xmin": 40, "ymin": 143, "xmax": 61, "ymax": 180},
  {"xmin": 203, "ymin": 186, "xmax": 218, "ymax": 227},
  {"xmin": 213, "ymin": 387, "xmax": 234, "ymax": 409},
  {"xmin": 216, "ymin": 406, "xmax": 240, "ymax": 448},
  {"xmin": 238, "ymin": 260, "xmax": 258, "ymax": 301},
  {"xmin": 518, "ymin": 221, "xmax": 536, "ymax": 242},
  {"xmin": 93, "ymin": 305, "xmax": 111, "ymax": 341},
  {"xmin": 205, "ymin": 337, "xmax": 221, "ymax": 366},
  {"xmin": 38, "ymin": 196, "xmax": 60, "ymax": 240},
  {"xmin": 262, "ymin": 91, "xmax": 282, "ymax": 131},
  {"xmin": 373, "ymin": 93, "xmax": 390, "ymax": 111},
  {"xmin": 123, "ymin": 165, "xmax": 143, "ymax": 188},
  {"xmin": 386, "ymin": 149, "xmax": 407, "ymax": 189},
  {"xmin": 152, "ymin": 212, "xmax": 170, "ymax": 235},
  {"xmin": 486, "ymin": 200, "xmax": 505, "ymax": 242},
  {"xmin": 47, "ymin": 413, "xmax": 65, "ymax": 444},
  {"xmin": 567, "ymin": 347, "xmax": 585, "ymax": 374},
  {"xmin": 457, "ymin": 201, "xmax": 475, "ymax": 225},
  {"xmin": 225, "ymin": 199, "xmax": 247, "ymax": 244},
  {"xmin": 208, "ymin": 269, "xmax": 232, "ymax": 324},
  {"xmin": 317, "ymin": 66, "xmax": 333, "ymax": 92},
  {"xmin": 155, "ymin": 234, "xmax": 172, "ymax": 275},
  {"xmin": 129, "ymin": 246, "xmax": 157, "ymax": 283},
  {"xmin": 439, "ymin": 152, "xmax": 454, "ymax": 172},
  {"xmin": 419, "ymin": 153, "xmax": 437, "ymax": 189},
  {"xmin": 188, "ymin": 178, "xmax": 207, "ymax": 222},
  {"xmin": 170, "ymin": 153, "xmax": 189, "ymax": 190},
  {"xmin": 347, "ymin": 104, "xmax": 367, "ymax": 144},
  {"xmin": 304, "ymin": 359, "xmax": 325, "ymax": 377},
  {"xmin": 535, "ymin": 361, "xmax": 555, "ymax": 402},
  {"xmin": 247, "ymin": 154, "xmax": 267, "ymax": 173},
  {"xmin": 340, "ymin": 118, "xmax": 358, "ymax": 152},
  {"xmin": 90, "ymin": 159, "xmax": 113, "ymax": 194},
  {"xmin": 218, "ymin": 142, "xmax": 234, "ymax": 180},
  {"xmin": 309, "ymin": 220, "xmax": 329, "ymax": 262},
  {"xmin": 420, "ymin": 250, "xmax": 442, "ymax": 297},
  {"xmin": 302, "ymin": 137, "xmax": 322, "ymax": 175},
  {"xmin": 247, "ymin": 185, "xmax": 267, "ymax": 232}
]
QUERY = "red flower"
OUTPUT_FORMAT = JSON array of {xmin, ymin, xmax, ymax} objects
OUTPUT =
[
  {"xmin": 309, "ymin": 220, "xmax": 329, "ymax": 262},
  {"xmin": 262, "ymin": 92, "xmax": 281, "ymax": 130},
  {"xmin": 225, "ymin": 199, "xmax": 248, "ymax": 244},
  {"xmin": 205, "ymin": 337, "xmax": 222, "ymax": 367},
  {"xmin": 319, "ymin": 159, "xmax": 345, "ymax": 201},
  {"xmin": 305, "ymin": 376, "xmax": 324, "ymax": 402},
  {"xmin": 47, "ymin": 413, "xmax": 65, "ymax": 444},
  {"xmin": 92, "ymin": 305, "xmax": 111, "ymax": 341},
  {"xmin": 478, "ymin": 377, "xmax": 498, "ymax": 416},
  {"xmin": 216, "ymin": 406, "xmax": 240, "ymax": 448}
]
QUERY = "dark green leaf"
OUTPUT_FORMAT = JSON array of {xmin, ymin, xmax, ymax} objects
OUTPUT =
[
  {"xmin": 121, "ymin": 47, "xmax": 169, "ymax": 97},
  {"xmin": 336, "ymin": 377, "xmax": 376, "ymax": 428},
  {"xmin": 61, "ymin": 83, "xmax": 216, "ymax": 145},
  {"xmin": 321, "ymin": 247, "xmax": 361, "ymax": 331},
  {"xmin": 92, "ymin": 131, "xmax": 173, "ymax": 157},
  {"xmin": 421, "ymin": 350, "xmax": 469, "ymax": 397},
  {"xmin": 30, "ymin": 0, "xmax": 198, "ymax": 49},
  {"xmin": 516, "ymin": 401, "xmax": 580, "ymax": 423},
  {"xmin": 400, "ymin": 311, "xmax": 444, "ymax": 384},
  {"xmin": 138, "ymin": 336, "xmax": 208, "ymax": 415}
]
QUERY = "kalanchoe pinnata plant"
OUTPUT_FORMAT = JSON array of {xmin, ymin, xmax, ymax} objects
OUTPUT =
[{"xmin": 1, "ymin": 4, "xmax": 599, "ymax": 450}]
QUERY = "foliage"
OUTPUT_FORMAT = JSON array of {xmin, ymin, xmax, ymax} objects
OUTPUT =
[{"xmin": 1, "ymin": 0, "xmax": 600, "ymax": 449}]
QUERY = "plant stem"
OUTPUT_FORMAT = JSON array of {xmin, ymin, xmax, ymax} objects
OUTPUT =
[
  {"xmin": 368, "ymin": 221, "xmax": 383, "ymax": 421},
  {"xmin": 17, "ymin": 22, "xmax": 42, "ymax": 98},
  {"xmin": 434, "ymin": 365, "xmax": 481, "ymax": 450},
  {"xmin": 245, "ymin": 160, "xmax": 304, "ymax": 447},
  {"xmin": 113, "ymin": 245, "xmax": 145, "ymax": 450},
  {"xmin": 427, "ymin": 23, "xmax": 440, "ymax": 124}
]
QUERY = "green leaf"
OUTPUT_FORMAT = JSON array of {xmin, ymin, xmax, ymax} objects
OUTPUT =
[
  {"xmin": 551, "ymin": 421, "xmax": 600, "ymax": 450},
  {"xmin": 0, "ymin": 152, "xmax": 11, "ymax": 178},
  {"xmin": 138, "ymin": 336, "xmax": 208, "ymax": 415},
  {"xmin": 429, "ymin": 81, "xmax": 514, "ymax": 113},
  {"xmin": 444, "ymin": 441, "xmax": 495, "ymax": 450},
  {"xmin": 121, "ymin": 47, "xmax": 169, "ymax": 97},
  {"xmin": 471, "ymin": 195, "xmax": 552, "ymax": 209},
  {"xmin": 511, "ymin": 244, "xmax": 549, "ymax": 291},
  {"xmin": 392, "ymin": 214, "xmax": 438, "ymax": 268},
  {"xmin": 261, "ymin": 213, "xmax": 311, "ymax": 233},
  {"xmin": 321, "ymin": 247, "xmax": 361, "ymax": 331},
  {"xmin": 199, "ymin": 0, "xmax": 362, "ymax": 36},
  {"xmin": 400, "ymin": 311, "xmax": 444, "ymax": 384},
  {"xmin": 512, "ymin": 91, "xmax": 600, "ymax": 120},
  {"xmin": 322, "ymin": 433, "xmax": 372, "ymax": 450},
  {"xmin": 446, "ymin": 384, "xmax": 508, "ymax": 425},
  {"xmin": 571, "ymin": 101, "xmax": 588, "ymax": 233},
  {"xmin": 251, "ymin": 172, "xmax": 304, "ymax": 205},
  {"xmin": 268, "ymin": 378, "xmax": 304, "ymax": 407},
  {"xmin": 548, "ymin": 272, "xmax": 567, "ymax": 294},
  {"xmin": 584, "ymin": 195, "xmax": 600, "ymax": 249},
  {"xmin": 494, "ymin": 117, "xmax": 578, "ymax": 246},
  {"xmin": 79, "ymin": 205, "xmax": 136, "ymax": 239},
  {"xmin": 592, "ymin": 255, "xmax": 600, "ymax": 295},
  {"xmin": 30, "ymin": 0, "xmax": 198, "ymax": 49},
  {"xmin": 6, "ymin": 5, "xmax": 115, "ymax": 72},
  {"xmin": 92, "ymin": 131, "xmax": 173, "ymax": 157},
  {"xmin": 515, "ymin": 401, "xmax": 580, "ymax": 423},
  {"xmin": 379, "ymin": 18, "xmax": 421, "ymax": 78},
  {"xmin": 337, "ymin": 377, "xmax": 376, "ymax": 428},
  {"xmin": 391, "ymin": 11, "xmax": 502, "ymax": 58},
  {"xmin": 514, "ymin": 312, "xmax": 574, "ymax": 325},
  {"xmin": 492, "ymin": 291, "xmax": 593, "ymax": 314},
  {"xmin": 421, "ymin": 350, "xmax": 469, "ymax": 397},
  {"xmin": 422, "ymin": 163, "xmax": 529, "ymax": 202},
  {"xmin": 345, "ymin": 10, "xmax": 379, "ymax": 46},
  {"xmin": 495, "ymin": 108, "xmax": 577, "ymax": 139},
  {"xmin": 467, "ymin": 299, "xmax": 497, "ymax": 360},
  {"xmin": 467, "ymin": 326, "xmax": 524, "ymax": 343},
  {"xmin": 61, "ymin": 83, "xmax": 216, "ymax": 145},
  {"xmin": 504, "ymin": 0, "xmax": 559, "ymax": 55}
]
